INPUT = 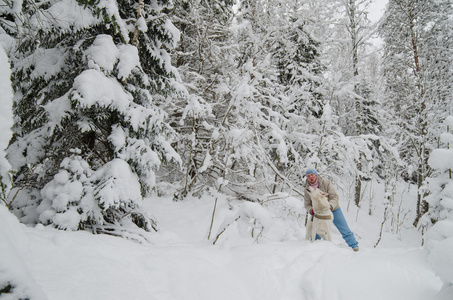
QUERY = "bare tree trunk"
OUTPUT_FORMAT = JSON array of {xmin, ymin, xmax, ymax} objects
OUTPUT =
[
  {"xmin": 272, "ymin": 158, "xmax": 280, "ymax": 194},
  {"xmin": 449, "ymin": 125, "xmax": 452, "ymax": 180},
  {"xmin": 375, "ymin": 165, "xmax": 393, "ymax": 247}
]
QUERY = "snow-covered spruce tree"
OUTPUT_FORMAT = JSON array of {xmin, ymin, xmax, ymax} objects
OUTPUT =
[
  {"xmin": 380, "ymin": 0, "xmax": 453, "ymax": 226},
  {"xmin": 165, "ymin": 0, "xmax": 236, "ymax": 197},
  {"xmin": 6, "ymin": 0, "xmax": 181, "ymax": 232},
  {"xmin": 268, "ymin": 0, "xmax": 394, "ymax": 198},
  {"xmin": 212, "ymin": 0, "xmax": 295, "ymax": 197},
  {"xmin": 423, "ymin": 116, "xmax": 453, "ymax": 227},
  {"xmin": 423, "ymin": 116, "xmax": 453, "ymax": 298},
  {"xmin": 207, "ymin": 0, "xmax": 328, "ymax": 197},
  {"xmin": 269, "ymin": 3, "xmax": 328, "ymax": 187},
  {"xmin": 0, "ymin": 0, "xmax": 19, "ymax": 52},
  {"xmin": 0, "ymin": 0, "xmax": 22, "ymax": 208},
  {"xmin": 288, "ymin": 1, "xmax": 393, "ymax": 200}
]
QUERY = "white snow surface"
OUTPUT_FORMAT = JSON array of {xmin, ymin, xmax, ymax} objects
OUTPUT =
[{"xmin": 0, "ymin": 188, "xmax": 446, "ymax": 300}]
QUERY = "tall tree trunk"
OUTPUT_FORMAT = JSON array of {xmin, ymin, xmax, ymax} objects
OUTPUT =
[
  {"xmin": 408, "ymin": 2, "xmax": 428, "ymax": 227},
  {"xmin": 348, "ymin": 0, "xmax": 362, "ymax": 207}
]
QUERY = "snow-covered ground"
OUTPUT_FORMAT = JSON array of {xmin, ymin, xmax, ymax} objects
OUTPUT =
[
  {"xmin": 0, "ymin": 182, "xmax": 445, "ymax": 300},
  {"xmin": 2, "ymin": 3, "xmax": 449, "ymax": 300}
]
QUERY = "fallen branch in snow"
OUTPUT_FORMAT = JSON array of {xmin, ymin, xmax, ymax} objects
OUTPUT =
[
  {"xmin": 88, "ymin": 225, "xmax": 152, "ymax": 244},
  {"xmin": 261, "ymin": 193, "xmax": 295, "ymax": 203}
]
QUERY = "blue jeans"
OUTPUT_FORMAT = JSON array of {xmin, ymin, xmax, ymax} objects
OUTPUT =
[{"xmin": 314, "ymin": 207, "xmax": 358, "ymax": 248}]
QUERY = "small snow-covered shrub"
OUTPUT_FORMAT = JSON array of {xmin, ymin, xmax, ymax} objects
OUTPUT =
[
  {"xmin": 37, "ymin": 152, "xmax": 153, "ymax": 232},
  {"xmin": 211, "ymin": 192, "xmax": 306, "ymax": 244}
]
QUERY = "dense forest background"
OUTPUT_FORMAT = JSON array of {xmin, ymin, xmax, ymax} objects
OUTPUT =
[
  {"xmin": 0, "ymin": 0, "xmax": 452, "ymax": 243},
  {"xmin": 1, "ymin": 0, "xmax": 453, "ymax": 298}
]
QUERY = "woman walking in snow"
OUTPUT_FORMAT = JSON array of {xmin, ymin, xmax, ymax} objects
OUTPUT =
[{"xmin": 304, "ymin": 168, "xmax": 359, "ymax": 252}]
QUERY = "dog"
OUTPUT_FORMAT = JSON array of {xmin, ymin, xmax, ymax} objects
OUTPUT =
[{"xmin": 305, "ymin": 186, "xmax": 333, "ymax": 242}]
